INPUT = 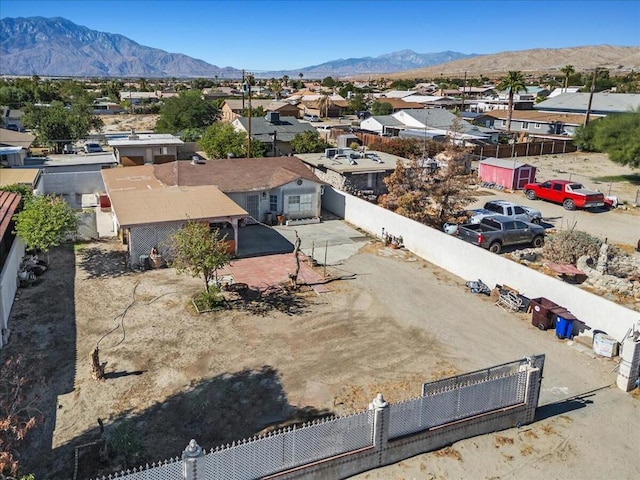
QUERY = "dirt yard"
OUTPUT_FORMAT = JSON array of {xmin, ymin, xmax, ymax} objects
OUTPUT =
[
  {"xmin": 100, "ymin": 114, "xmax": 159, "ymax": 133},
  {"xmin": 10, "ymin": 236, "xmax": 639, "ymax": 480}
]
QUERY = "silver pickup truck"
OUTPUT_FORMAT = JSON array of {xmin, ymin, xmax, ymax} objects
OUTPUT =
[
  {"xmin": 457, "ymin": 215, "xmax": 545, "ymax": 253},
  {"xmin": 469, "ymin": 200, "xmax": 542, "ymax": 224}
]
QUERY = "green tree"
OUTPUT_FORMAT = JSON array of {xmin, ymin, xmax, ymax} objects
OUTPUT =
[
  {"xmin": 155, "ymin": 90, "xmax": 218, "ymax": 134},
  {"xmin": 322, "ymin": 76, "xmax": 337, "ymax": 88},
  {"xmin": 199, "ymin": 122, "xmax": 265, "ymax": 159},
  {"xmin": 574, "ymin": 110, "xmax": 640, "ymax": 167},
  {"xmin": 22, "ymin": 102, "xmax": 103, "ymax": 152},
  {"xmin": 0, "ymin": 86, "xmax": 31, "ymax": 109},
  {"xmin": 0, "ymin": 184, "xmax": 33, "ymax": 210},
  {"xmin": 371, "ymin": 101, "xmax": 393, "ymax": 116},
  {"xmin": 497, "ymin": 71, "xmax": 528, "ymax": 132},
  {"xmin": 560, "ymin": 64, "xmax": 575, "ymax": 92},
  {"xmin": 348, "ymin": 92, "xmax": 367, "ymax": 113},
  {"xmin": 167, "ymin": 221, "xmax": 230, "ymax": 293},
  {"xmin": 290, "ymin": 131, "xmax": 330, "ymax": 154},
  {"xmin": 13, "ymin": 195, "xmax": 78, "ymax": 257}
]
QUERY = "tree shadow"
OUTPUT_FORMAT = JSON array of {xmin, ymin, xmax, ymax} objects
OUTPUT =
[
  {"xmin": 77, "ymin": 242, "xmax": 132, "ymax": 279},
  {"xmin": 59, "ymin": 365, "xmax": 334, "ymax": 479},
  {"xmin": 225, "ymin": 284, "xmax": 311, "ymax": 316},
  {"xmin": 103, "ymin": 369, "xmax": 146, "ymax": 380}
]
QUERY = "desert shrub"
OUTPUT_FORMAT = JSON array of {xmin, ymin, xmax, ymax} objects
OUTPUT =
[
  {"xmin": 542, "ymin": 229, "xmax": 602, "ymax": 264},
  {"xmin": 194, "ymin": 286, "xmax": 225, "ymax": 311}
]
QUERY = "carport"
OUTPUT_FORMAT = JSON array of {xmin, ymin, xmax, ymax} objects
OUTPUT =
[{"xmin": 106, "ymin": 185, "xmax": 248, "ymax": 266}]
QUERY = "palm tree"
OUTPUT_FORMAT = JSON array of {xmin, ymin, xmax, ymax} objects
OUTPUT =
[
  {"xmin": 318, "ymin": 93, "xmax": 330, "ymax": 119},
  {"xmin": 497, "ymin": 71, "xmax": 527, "ymax": 132},
  {"xmin": 560, "ymin": 64, "xmax": 575, "ymax": 93}
]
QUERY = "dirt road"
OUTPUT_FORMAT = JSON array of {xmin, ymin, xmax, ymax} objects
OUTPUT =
[{"xmin": 9, "ymin": 238, "xmax": 639, "ymax": 479}]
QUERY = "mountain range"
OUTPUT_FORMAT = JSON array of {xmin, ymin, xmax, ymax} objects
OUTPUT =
[
  {"xmin": 1, "ymin": 17, "xmax": 639, "ymax": 79},
  {"xmin": 0, "ymin": 16, "xmax": 473, "ymax": 78}
]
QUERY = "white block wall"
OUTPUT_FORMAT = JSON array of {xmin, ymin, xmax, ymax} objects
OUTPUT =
[{"xmin": 323, "ymin": 187, "xmax": 639, "ymax": 341}]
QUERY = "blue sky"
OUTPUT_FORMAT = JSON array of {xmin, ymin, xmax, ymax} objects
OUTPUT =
[{"xmin": 2, "ymin": 0, "xmax": 639, "ymax": 71}]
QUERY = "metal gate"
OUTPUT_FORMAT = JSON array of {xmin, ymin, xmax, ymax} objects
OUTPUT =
[{"xmin": 245, "ymin": 194, "xmax": 260, "ymax": 224}]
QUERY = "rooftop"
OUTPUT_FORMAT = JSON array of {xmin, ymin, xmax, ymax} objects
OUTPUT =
[
  {"xmin": 295, "ymin": 149, "xmax": 410, "ymax": 174},
  {"xmin": 107, "ymin": 133, "xmax": 184, "ymax": 147}
]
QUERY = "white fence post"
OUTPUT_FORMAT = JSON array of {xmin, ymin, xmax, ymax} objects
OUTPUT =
[
  {"xmin": 369, "ymin": 393, "xmax": 389, "ymax": 451},
  {"xmin": 182, "ymin": 439, "xmax": 204, "ymax": 480},
  {"xmin": 617, "ymin": 327, "xmax": 640, "ymax": 392}
]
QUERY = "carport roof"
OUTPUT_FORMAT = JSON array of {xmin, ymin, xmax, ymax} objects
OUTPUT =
[
  {"xmin": 0, "ymin": 168, "xmax": 41, "ymax": 188},
  {"xmin": 108, "ymin": 185, "xmax": 248, "ymax": 228}
]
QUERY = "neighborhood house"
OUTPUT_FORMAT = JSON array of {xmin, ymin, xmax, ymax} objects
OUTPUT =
[{"xmin": 101, "ymin": 157, "xmax": 325, "ymax": 266}]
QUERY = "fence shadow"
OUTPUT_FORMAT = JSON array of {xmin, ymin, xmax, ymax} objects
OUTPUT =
[
  {"xmin": 534, "ymin": 384, "xmax": 613, "ymax": 422},
  {"xmin": 62, "ymin": 365, "xmax": 334, "ymax": 479},
  {"xmin": 6, "ymin": 243, "xmax": 78, "ymax": 478}
]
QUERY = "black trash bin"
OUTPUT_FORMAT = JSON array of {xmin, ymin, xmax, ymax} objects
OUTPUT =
[{"xmin": 530, "ymin": 297, "xmax": 561, "ymax": 330}]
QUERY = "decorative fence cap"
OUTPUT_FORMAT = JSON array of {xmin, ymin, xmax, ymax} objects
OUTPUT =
[
  {"xmin": 183, "ymin": 439, "xmax": 202, "ymax": 458},
  {"xmin": 370, "ymin": 393, "xmax": 388, "ymax": 409}
]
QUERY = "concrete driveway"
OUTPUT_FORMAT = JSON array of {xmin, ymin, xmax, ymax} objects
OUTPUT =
[{"xmin": 273, "ymin": 218, "xmax": 372, "ymax": 265}]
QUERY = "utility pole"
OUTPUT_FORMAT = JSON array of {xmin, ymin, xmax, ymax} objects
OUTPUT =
[
  {"xmin": 241, "ymin": 69, "xmax": 245, "ymax": 110},
  {"xmin": 246, "ymin": 72, "xmax": 253, "ymax": 158},
  {"xmin": 460, "ymin": 71, "xmax": 467, "ymax": 114},
  {"xmin": 584, "ymin": 67, "xmax": 598, "ymax": 126}
]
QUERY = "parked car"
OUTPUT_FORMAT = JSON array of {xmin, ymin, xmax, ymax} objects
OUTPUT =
[
  {"xmin": 469, "ymin": 200, "xmax": 542, "ymax": 224},
  {"xmin": 456, "ymin": 215, "xmax": 545, "ymax": 254},
  {"xmin": 63, "ymin": 144, "xmax": 77, "ymax": 154},
  {"xmin": 523, "ymin": 179, "xmax": 605, "ymax": 211},
  {"xmin": 84, "ymin": 143, "xmax": 103, "ymax": 153},
  {"xmin": 303, "ymin": 114, "xmax": 320, "ymax": 122}
]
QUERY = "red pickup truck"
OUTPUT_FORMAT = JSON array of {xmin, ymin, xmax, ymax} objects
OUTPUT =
[{"xmin": 523, "ymin": 179, "xmax": 605, "ymax": 211}]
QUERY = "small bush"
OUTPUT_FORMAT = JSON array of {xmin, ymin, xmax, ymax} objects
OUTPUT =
[
  {"xmin": 542, "ymin": 229, "xmax": 602, "ymax": 264},
  {"xmin": 109, "ymin": 421, "xmax": 144, "ymax": 468},
  {"xmin": 194, "ymin": 287, "xmax": 225, "ymax": 312}
]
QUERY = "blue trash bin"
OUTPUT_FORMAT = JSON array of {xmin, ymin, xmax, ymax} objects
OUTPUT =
[{"xmin": 555, "ymin": 314, "xmax": 575, "ymax": 339}]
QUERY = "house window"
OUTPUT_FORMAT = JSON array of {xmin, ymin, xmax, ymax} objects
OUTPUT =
[
  {"xmin": 270, "ymin": 195, "xmax": 278, "ymax": 212},
  {"xmin": 287, "ymin": 194, "xmax": 313, "ymax": 213},
  {"xmin": 522, "ymin": 122, "xmax": 529, "ymax": 129},
  {"xmin": 501, "ymin": 120, "xmax": 507, "ymax": 127},
  {"xmin": 367, "ymin": 173, "xmax": 375, "ymax": 188},
  {"xmin": 534, "ymin": 123, "xmax": 541, "ymax": 129}
]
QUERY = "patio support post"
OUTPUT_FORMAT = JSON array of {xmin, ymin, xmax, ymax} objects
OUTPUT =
[{"xmin": 232, "ymin": 219, "xmax": 239, "ymax": 255}]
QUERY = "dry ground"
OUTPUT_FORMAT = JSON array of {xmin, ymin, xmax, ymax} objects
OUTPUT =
[{"xmin": 10, "ymin": 237, "xmax": 639, "ymax": 480}]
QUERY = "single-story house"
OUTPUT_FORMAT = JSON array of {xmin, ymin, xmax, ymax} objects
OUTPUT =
[
  {"xmin": 0, "ymin": 108, "xmax": 25, "ymax": 132},
  {"xmin": 221, "ymin": 99, "xmax": 301, "ymax": 122},
  {"xmin": 295, "ymin": 148, "xmax": 411, "ymax": 197},
  {"xmin": 374, "ymin": 97, "xmax": 425, "ymax": 112},
  {"xmin": 474, "ymin": 110, "xmax": 594, "ymax": 137},
  {"xmin": 361, "ymin": 109, "xmax": 499, "ymax": 143},
  {"xmin": 107, "ymin": 132, "xmax": 184, "ymax": 166},
  {"xmin": 534, "ymin": 92, "xmax": 640, "ymax": 116},
  {"xmin": 478, "ymin": 157, "xmax": 537, "ymax": 190},
  {"xmin": 0, "ymin": 128, "xmax": 35, "ymax": 151},
  {"xmin": 402, "ymin": 95, "xmax": 460, "ymax": 109},
  {"xmin": 375, "ymin": 90, "xmax": 418, "ymax": 99},
  {"xmin": 0, "ymin": 190, "xmax": 24, "ymax": 347},
  {"xmin": 232, "ymin": 113, "xmax": 317, "ymax": 156},
  {"xmin": 101, "ymin": 156, "xmax": 325, "ymax": 265}
]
